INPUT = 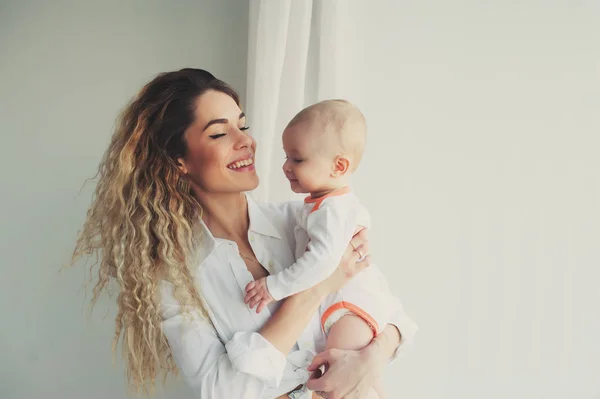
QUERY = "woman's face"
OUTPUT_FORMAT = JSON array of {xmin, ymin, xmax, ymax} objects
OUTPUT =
[{"xmin": 178, "ymin": 90, "xmax": 258, "ymax": 196}]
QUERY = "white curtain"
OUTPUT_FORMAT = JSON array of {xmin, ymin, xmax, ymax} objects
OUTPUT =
[
  {"xmin": 245, "ymin": 0, "xmax": 345, "ymax": 203},
  {"xmin": 242, "ymin": 3, "xmax": 600, "ymax": 399}
]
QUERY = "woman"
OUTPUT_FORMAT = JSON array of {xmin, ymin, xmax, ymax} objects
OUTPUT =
[{"xmin": 72, "ymin": 68, "xmax": 416, "ymax": 399}]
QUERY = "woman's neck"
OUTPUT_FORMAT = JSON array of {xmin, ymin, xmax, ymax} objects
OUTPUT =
[{"xmin": 197, "ymin": 191, "xmax": 249, "ymax": 241}]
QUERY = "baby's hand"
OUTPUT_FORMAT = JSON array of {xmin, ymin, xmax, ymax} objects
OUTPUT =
[{"xmin": 244, "ymin": 277, "xmax": 275, "ymax": 313}]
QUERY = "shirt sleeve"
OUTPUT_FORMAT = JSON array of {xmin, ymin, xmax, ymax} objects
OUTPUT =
[
  {"xmin": 387, "ymin": 294, "xmax": 419, "ymax": 361},
  {"xmin": 161, "ymin": 289, "xmax": 287, "ymax": 398},
  {"xmin": 266, "ymin": 201, "xmax": 358, "ymax": 301},
  {"xmin": 372, "ymin": 267, "xmax": 418, "ymax": 361}
]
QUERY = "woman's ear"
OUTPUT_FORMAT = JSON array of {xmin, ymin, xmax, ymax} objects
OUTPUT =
[
  {"xmin": 176, "ymin": 157, "xmax": 189, "ymax": 175},
  {"xmin": 331, "ymin": 155, "xmax": 350, "ymax": 177}
]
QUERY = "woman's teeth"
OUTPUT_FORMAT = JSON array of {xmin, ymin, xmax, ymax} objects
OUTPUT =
[{"xmin": 228, "ymin": 158, "xmax": 253, "ymax": 169}]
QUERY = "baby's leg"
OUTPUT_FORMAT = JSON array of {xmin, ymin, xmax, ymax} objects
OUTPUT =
[{"xmin": 325, "ymin": 314, "xmax": 385, "ymax": 399}]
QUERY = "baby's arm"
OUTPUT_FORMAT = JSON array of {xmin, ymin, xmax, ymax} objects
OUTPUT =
[
  {"xmin": 244, "ymin": 277, "xmax": 274, "ymax": 313},
  {"xmin": 245, "ymin": 202, "xmax": 357, "ymax": 312},
  {"xmin": 268, "ymin": 203, "xmax": 357, "ymax": 300}
]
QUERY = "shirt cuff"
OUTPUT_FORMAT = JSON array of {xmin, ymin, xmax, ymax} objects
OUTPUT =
[
  {"xmin": 225, "ymin": 331, "xmax": 287, "ymax": 387},
  {"xmin": 266, "ymin": 274, "xmax": 284, "ymax": 301},
  {"xmin": 388, "ymin": 310, "xmax": 418, "ymax": 362}
]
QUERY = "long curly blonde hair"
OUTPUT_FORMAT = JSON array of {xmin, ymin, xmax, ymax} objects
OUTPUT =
[{"xmin": 71, "ymin": 69, "xmax": 240, "ymax": 394}]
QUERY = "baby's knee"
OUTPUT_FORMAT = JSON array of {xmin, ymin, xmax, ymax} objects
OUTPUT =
[{"xmin": 325, "ymin": 314, "xmax": 374, "ymax": 350}]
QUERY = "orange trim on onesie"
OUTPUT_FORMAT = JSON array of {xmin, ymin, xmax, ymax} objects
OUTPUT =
[
  {"xmin": 321, "ymin": 301, "xmax": 380, "ymax": 337},
  {"xmin": 304, "ymin": 186, "xmax": 351, "ymax": 213}
]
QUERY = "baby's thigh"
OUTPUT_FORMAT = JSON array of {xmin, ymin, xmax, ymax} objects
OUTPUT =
[{"xmin": 325, "ymin": 314, "xmax": 374, "ymax": 351}]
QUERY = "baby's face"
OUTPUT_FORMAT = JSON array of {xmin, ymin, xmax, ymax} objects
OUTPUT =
[{"xmin": 282, "ymin": 124, "xmax": 336, "ymax": 195}]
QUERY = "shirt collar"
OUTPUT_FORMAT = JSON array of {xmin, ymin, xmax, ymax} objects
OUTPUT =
[
  {"xmin": 303, "ymin": 186, "xmax": 351, "ymax": 213},
  {"xmin": 303, "ymin": 186, "xmax": 351, "ymax": 203},
  {"xmin": 195, "ymin": 218, "xmax": 218, "ymax": 264},
  {"xmin": 194, "ymin": 193, "xmax": 282, "ymax": 263},
  {"xmin": 246, "ymin": 193, "xmax": 282, "ymax": 239}
]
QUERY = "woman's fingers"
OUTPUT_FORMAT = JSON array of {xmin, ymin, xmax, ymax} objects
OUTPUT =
[
  {"xmin": 307, "ymin": 349, "xmax": 332, "ymax": 371},
  {"xmin": 306, "ymin": 368, "xmax": 334, "ymax": 393},
  {"xmin": 321, "ymin": 227, "xmax": 371, "ymax": 295},
  {"xmin": 351, "ymin": 241, "xmax": 370, "ymax": 260},
  {"xmin": 357, "ymin": 254, "xmax": 372, "ymax": 272},
  {"xmin": 350, "ymin": 228, "xmax": 367, "ymax": 247},
  {"xmin": 346, "ymin": 229, "xmax": 368, "ymax": 258},
  {"xmin": 346, "ymin": 253, "xmax": 371, "ymax": 278},
  {"xmin": 349, "ymin": 229, "xmax": 369, "ymax": 257},
  {"xmin": 352, "ymin": 225, "xmax": 366, "ymax": 236},
  {"xmin": 349, "ymin": 242, "xmax": 371, "ymax": 267}
]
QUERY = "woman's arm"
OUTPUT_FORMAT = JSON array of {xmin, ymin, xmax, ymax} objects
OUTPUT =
[
  {"xmin": 162, "ymin": 307, "xmax": 272, "ymax": 398},
  {"xmin": 163, "ymin": 229, "xmax": 371, "ymax": 399},
  {"xmin": 260, "ymin": 284, "xmax": 327, "ymax": 354},
  {"xmin": 163, "ymin": 286, "xmax": 330, "ymax": 399},
  {"xmin": 162, "ymin": 290, "xmax": 330, "ymax": 399}
]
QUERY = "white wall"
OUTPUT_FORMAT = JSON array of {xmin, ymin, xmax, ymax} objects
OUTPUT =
[
  {"xmin": 0, "ymin": 1, "xmax": 248, "ymax": 398},
  {"xmin": 2, "ymin": 1, "xmax": 599, "ymax": 399},
  {"xmin": 332, "ymin": 2, "xmax": 600, "ymax": 398}
]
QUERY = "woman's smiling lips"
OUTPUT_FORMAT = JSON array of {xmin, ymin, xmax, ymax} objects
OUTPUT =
[{"xmin": 227, "ymin": 155, "xmax": 255, "ymax": 171}]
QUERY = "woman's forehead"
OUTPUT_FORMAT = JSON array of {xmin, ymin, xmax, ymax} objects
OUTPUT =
[{"xmin": 193, "ymin": 90, "xmax": 242, "ymax": 125}]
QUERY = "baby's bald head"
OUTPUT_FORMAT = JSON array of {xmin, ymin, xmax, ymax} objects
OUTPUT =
[{"xmin": 285, "ymin": 99, "xmax": 367, "ymax": 172}]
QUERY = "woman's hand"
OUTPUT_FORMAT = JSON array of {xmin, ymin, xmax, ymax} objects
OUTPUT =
[
  {"xmin": 306, "ymin": 324, "xmax": 401, "ymax": 399},
  {"xmin": 306, "ymin": 346, "xmax": 384, "ymax": 399},
  {"xmin": 316, "ymin": 227, "xmax": 371, "ymax": 297}
]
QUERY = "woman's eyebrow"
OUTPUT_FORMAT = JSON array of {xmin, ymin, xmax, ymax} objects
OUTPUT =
[{"xmin": 202, "ymin": 112, "xmax": 245, "ymax": 131}]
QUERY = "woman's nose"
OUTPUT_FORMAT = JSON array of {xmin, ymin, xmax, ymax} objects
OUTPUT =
[{"xmin": 234, "ymin": 127, "xmax": 253, "ymax": 149}]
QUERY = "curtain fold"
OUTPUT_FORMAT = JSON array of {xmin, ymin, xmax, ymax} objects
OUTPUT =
[{"xmin": 245, "ymin": 0, "xmax": 343, "ymax": 202}]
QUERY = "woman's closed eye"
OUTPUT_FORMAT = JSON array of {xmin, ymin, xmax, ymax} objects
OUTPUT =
[{"xmin": 209, "ymin": 126, "xmax": 250, "ymax": 139}]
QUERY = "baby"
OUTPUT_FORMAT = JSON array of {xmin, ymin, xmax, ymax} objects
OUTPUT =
[{"xmin": 245, "ymin": 99, "xmax": 388, "ymax": 398}]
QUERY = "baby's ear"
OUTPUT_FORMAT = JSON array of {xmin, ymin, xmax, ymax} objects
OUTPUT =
[{"xmin": 332, "ymin": 155, "xmax": 351, "ymax": 177}]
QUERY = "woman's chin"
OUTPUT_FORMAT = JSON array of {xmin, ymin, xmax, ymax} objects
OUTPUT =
[
  {"xmin": 225, "ymin": 168, "xmax": 259, "ymax": 192},
  {"xmin": 241, "ymin": 174, "xmax": 259, "ymax": 191}
]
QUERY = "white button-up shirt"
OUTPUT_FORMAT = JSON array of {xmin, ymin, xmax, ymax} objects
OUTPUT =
[{"xmin": 160, "ymin": 195, "xmax": 418, "ymax": 399}]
